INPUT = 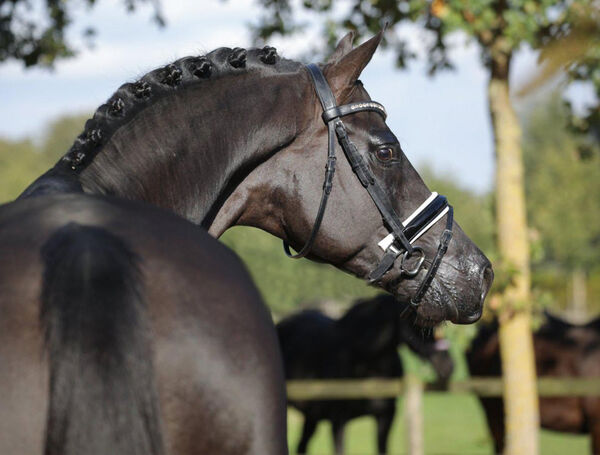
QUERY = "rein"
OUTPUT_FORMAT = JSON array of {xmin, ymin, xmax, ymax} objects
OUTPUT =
[{"xmin": 283, "ymin": 63, "xmax": 454, "ymax": 307}]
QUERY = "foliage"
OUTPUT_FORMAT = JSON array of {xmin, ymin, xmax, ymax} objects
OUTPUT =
[
  {"xmin": 0, "ymin": 113, "xmax": 89, "ymax": 202},
  {"xmin": 253, "ymin": 1, "xmax": 598, "ymax": 63},
  {"xmin": 251, "ymin": 1, "xmax": 600, "ymax": 114},
  {"xmin": 557, "ymin": 4, "xmax": 600, "ymax": 151},
  {"xmin": 523, "ymin": 92, "xmax": 600, "ymax": 271},
  {"xmin": 0, "ymin": 137, "xmax": 44, "ymax": 202},
  {"xmin": 40, "ymin": 113, "xmax": 89, "ymax": 162},
  {"xmin": 221, "ymin": 226, "xmax": 379, "ymax": 316},
  {"xmin": 0, "ymin": 0, "xmax": 163, "ymax": 68},
  {"xmin": 419, "ymin": 165, "xmax": 495, "ymax": 257}
]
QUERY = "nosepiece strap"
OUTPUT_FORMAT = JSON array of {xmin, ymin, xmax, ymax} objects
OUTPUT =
[
  {"xmin": 404, "ymin": 195, "xmax": 449, "ymax": 243},
  {"xmin": 377, "ymin": 193, "xmax": 449, "ymax": 252},
  {"xmin": 368, "ymin": 193, "xmax": 451, "ymax": 283}
]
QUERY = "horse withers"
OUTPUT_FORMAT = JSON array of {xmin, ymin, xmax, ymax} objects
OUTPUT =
[
  {"xmin": 278, "ymin": 294, "xmax": 454, "ymax": 454},
  {"xmin": 1, "ymin": 32, "xmax": 491, "ymax": 454},
  {"xmin": 466, "ymin": 313, "xmax": 600, "ymax": 454}
]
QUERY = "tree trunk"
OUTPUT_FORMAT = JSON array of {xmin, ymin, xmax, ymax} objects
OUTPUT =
[
  {"xmin": 488, "ymin": 51, "xmax": 539, "ymax": 455},
  {"xmin": 569, "ymin": 267, "xmax": 587, "ymax": 322}
]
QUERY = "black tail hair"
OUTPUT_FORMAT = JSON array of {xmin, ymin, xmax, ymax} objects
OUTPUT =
[{"xmin": 40, "ymin": 223, "xmax": 164, "ymax": 455}]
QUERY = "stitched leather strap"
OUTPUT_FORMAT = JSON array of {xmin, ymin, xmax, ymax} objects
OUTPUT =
[
  {"xmin": 285, "ymin": 64, "xmax": 407, "ymax": 258},
  {"xmin": 283, "ymin": 64, "xmax": 339, "ymax": 258},
  {"xmin": 368, "ymin": 248, "xmax": 402, "ymax": 283},
  {"xmin": 403, "ymin": 195, "xmax": 448, "ymax": 242},
  {"xmin": 368, "ymin": 197, "xmax": 448, "ymax": 282},
  {"xmin": 286, "ymin": 63, "xmax": 454, "ymax": 308},
  {"xmin": 322, "ymin": 101, "xmax": 387, "ymax": 123},
  {"xmin": 411, "ymin": 206, "xmax": 454, "ymax": 306}
]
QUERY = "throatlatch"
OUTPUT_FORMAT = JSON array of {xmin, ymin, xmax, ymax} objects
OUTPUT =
[{"xmin": 283, "ymin": 63, "xmax": 454, "ymax": 307}]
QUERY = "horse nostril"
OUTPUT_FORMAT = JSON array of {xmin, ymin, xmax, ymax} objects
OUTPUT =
[{"xmin": 480, "ymin": 265, "xmax": 494, "ymax": 302}]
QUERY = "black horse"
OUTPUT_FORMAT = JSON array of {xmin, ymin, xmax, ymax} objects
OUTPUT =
[
  {"xmin": 278, "ymin": 294, "xmax": 454, "ymax": 454},
  {"xmin": 466, "ymin": 313, "xmax": 600, "ymax": 454},
  {"xmin": 0, "ymin": 33, "xmax": 492, "ymax": 454}
]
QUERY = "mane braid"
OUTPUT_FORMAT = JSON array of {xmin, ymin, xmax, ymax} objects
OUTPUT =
[{"xmin": 59, "ymin": 46, "xmax": 287, "ymax": 173}]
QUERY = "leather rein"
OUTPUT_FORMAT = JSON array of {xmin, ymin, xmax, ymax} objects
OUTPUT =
[{"xmin": 283, "ymin": 63, "xmax": 454, "ymax": 307}]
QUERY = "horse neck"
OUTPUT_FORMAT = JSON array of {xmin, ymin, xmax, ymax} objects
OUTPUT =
[
  {"xmin": 400, "ymin": 323, "xmax": 435, "ymax": 357},
  {"xmin": 77, "ymin": 72, "xmax": 302, "ymax": 225},
  {"xmin": 466, "ymin": 322, "xmax": 500, "ymax": 366}
]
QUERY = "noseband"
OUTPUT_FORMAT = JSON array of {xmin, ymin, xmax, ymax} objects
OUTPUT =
[{"xmin": 283, "ymin": 64, "xmax": 454, "ymax": 307}]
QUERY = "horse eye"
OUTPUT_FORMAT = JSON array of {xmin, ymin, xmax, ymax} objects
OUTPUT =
[{"xmin": 376, "ymin": 147, "xmax": 394, "ymax": 162}]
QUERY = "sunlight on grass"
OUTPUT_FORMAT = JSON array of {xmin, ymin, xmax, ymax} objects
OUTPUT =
[{"xmin": 287, "ymin": 394, "xmax": 591, "ymax": 454}]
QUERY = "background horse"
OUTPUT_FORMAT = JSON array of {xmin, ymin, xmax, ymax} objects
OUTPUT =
[
  {"xmin": 466, "ymin": 313, "xmax": 600, "ymax": 454},
  {"xmin": 278, "ymin": 294, "xmax": 454, "ymax": 454},
  {"xmin": 0, "ymin": 33, "xmax": 491, "ymax": 454}
]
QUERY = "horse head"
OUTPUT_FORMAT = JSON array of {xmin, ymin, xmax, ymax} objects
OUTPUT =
[{"xmin": 218, "ymin": 33, "xmax": 493, "ymax": 325}]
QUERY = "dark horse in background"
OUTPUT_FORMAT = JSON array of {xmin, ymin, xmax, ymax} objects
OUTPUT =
[
  {"xmin": 0, "ymin": 32, "xmax": 492, "ymax": 455},
  {"xmin": 467, "ymin": 313, "xmax": 600, "ymax": 454},
  {"xmin": 278, "ymin": 294, "xmax": 454, "ymax": 454}
]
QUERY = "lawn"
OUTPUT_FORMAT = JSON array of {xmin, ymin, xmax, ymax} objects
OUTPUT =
[{"xmin": 286, "ymin": 394, "xmax": 591, "ymax": 455}]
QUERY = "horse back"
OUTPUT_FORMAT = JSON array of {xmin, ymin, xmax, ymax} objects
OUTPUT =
[{"xmin": 0, "ymin": 194, "xmax": 287, "ymax": 455}]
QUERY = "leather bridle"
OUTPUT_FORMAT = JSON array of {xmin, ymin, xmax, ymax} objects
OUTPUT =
[{"xmin": 283, "ymin": 64, "xmax": 454, "ymax": 307}]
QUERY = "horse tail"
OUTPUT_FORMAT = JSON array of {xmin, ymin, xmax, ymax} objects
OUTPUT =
[{"xmin": 40, "ymin": 223, "xmax": 164, "ymax": 455}]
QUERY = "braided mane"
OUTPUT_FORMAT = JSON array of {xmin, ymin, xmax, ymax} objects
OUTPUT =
[{"xmin": 60, "ymin": 45, "xmax": 289, "ymax": 172}]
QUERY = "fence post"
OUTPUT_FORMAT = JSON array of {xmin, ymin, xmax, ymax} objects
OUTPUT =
[{"xmin": 404, "ymin": 374, "xmax": 424, "ymax": 455}]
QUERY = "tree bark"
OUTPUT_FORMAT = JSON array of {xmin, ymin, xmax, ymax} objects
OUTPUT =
[
  {"xmin": 569, "ymin": 267, "xmax": 587, "ymax": 322},
  {"xmin": 488, "ymin": 51, "xmax": 540, "ymax": 455}
]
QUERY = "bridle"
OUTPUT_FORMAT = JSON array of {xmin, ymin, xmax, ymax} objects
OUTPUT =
[{"xmin": 283, "ymin": 64, "xmax": 454, "ymax": 307}]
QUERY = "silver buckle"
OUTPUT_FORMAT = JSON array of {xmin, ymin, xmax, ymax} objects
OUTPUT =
[{"xmin": 400, "ymin": 247, "xmax": 425, "ymax": 277}]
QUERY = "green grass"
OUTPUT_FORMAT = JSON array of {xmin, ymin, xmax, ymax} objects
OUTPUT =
[{"xmin": 286, "ymin": 394, "xmax": 591, "ymax": 455}]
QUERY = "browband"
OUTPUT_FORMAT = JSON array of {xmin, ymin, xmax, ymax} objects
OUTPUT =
[{"xmin": 322, "ymin": 101, "xmax": 387, "ymax": 123}]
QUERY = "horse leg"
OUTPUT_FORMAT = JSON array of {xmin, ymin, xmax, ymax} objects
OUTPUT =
[
  {"xmin": 588, "ymin": 417, "xmax": 600, "ymax": 455},
  {"xmin": 583, "ymin": 397, "xmax": 600, "ymax": 455},
  {"xmin": 331, "ymin": 419, "xmax": 346, "ymax": 455},
  {"xmin": 480, "ymin": 398, "xmax": 505, "ymax": 454},
  {"xmin": 376, "ymin": 403, "xmax": 396, "ymax": 454},
  {"xmin": 297, "ymin": 416, "xmax": 318, "ymax": 454}
]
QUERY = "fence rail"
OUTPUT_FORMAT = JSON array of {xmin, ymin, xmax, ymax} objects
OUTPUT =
[
  {"xmin": 286, "ymin": 377, "xmax": 600, "ymax": 400},
  {"xmin": 286, "ymin": 376, "xmax": 600, "ymax": 455}
]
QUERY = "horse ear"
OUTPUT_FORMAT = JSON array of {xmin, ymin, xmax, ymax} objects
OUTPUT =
[
  {"xmin": 324, "ymin": 31, "xmax": 383, "ymax": 101},
  {"xmin": 326, "ymin": 31, "xmax": 355, "ymax": 64}
]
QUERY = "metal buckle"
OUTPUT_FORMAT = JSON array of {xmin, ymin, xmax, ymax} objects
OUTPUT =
[{"xmin": 400, "ymin": 246, "xmax": 425, "ymax": 277}]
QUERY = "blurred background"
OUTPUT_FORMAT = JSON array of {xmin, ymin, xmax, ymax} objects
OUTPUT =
[{"xmin": 1, "ymin": 0, "xmax": 598, "ymax": 453}]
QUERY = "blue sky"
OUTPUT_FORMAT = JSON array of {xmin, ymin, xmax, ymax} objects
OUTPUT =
[{"xmin": 0, "ymin": 0, "xmax": 591, "ymax": 193}]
